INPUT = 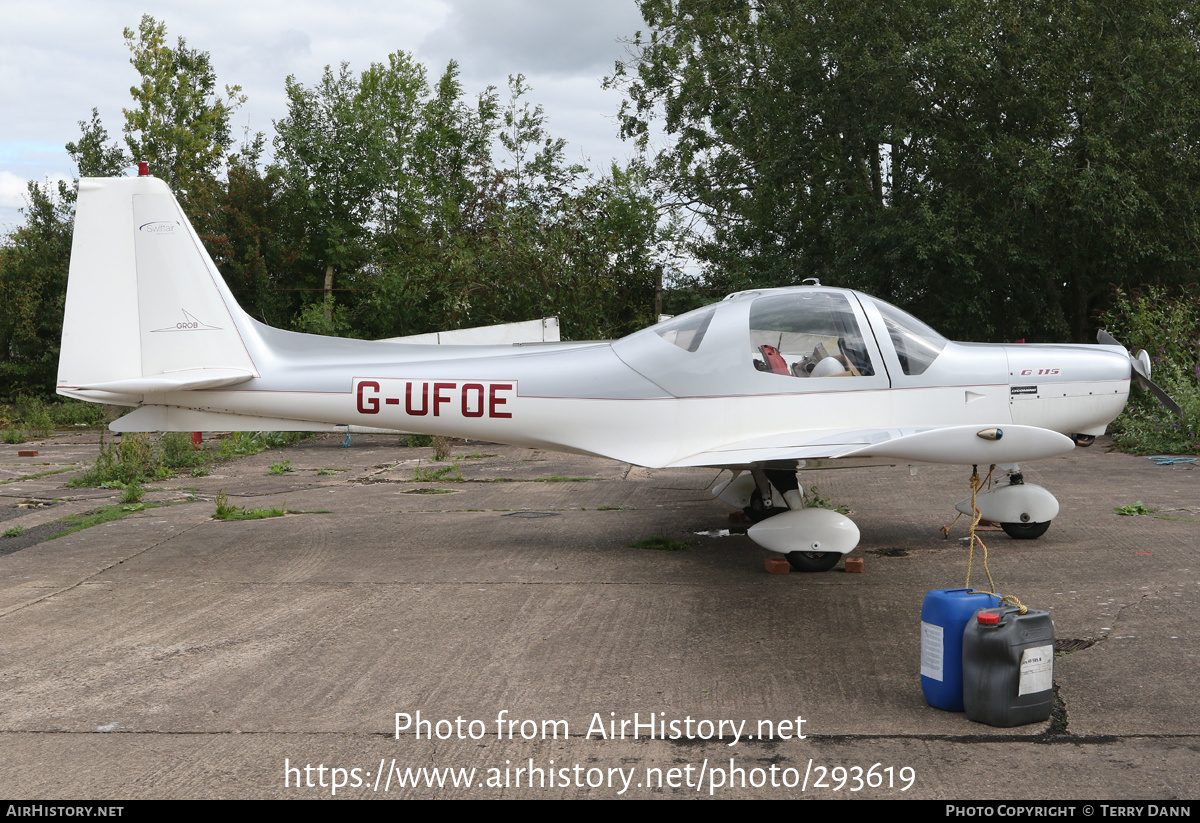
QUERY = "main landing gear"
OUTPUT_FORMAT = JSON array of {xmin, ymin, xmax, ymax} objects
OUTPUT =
[
  {"xmin": 953, "ymin": 466, "xmax": 1059, "ymax": 540},
  {"xmin": 712, "ymin": 468, "xmax": 860, "ymax": 572},
  {"xmin": 712, "ymin": 462, "xmax": 1062, "ymax": 572}
]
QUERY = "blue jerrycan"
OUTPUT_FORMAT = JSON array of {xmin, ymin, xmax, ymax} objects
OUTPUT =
[{"xmin": 921, "ymin": 588, "xmax": 1002, "ymax": 711}]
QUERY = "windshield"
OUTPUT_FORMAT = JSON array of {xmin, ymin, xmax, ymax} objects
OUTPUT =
[
  {"xmin": 652, "ymin": 305, "xmax": 716, "ymax": 352},
  {"xmin": 872, "ymin": 298, "xmax": 947, "ymax": 375}
]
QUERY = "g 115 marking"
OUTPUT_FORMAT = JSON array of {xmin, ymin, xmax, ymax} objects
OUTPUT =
[{"xmin": 356, "ymin": 379, "xmax": 514, "ymax": 418}]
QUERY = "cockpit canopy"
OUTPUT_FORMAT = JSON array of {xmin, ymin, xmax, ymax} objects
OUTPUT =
[{"xmin": 623, "ymin": 286, "xmax": 949, "ymax": 396}]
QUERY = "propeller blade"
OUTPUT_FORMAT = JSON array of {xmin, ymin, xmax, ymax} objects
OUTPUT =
[
  {"xmin": 1142, "ymin": 376, "xmax": 1184, "ymax": 418},
  {"xmin": 1097, "ymin": 330, "xmax": 1184, "ymax": 418}
]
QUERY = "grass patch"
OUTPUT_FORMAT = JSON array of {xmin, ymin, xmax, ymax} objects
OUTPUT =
[
  {"xmin": 629, "ymin": 535, "xmax": 691, "ymax": 551},
  {"xmin": 413, "ymin": 461, "xmax": 464, "ymax": 482},
  {"xmin": 80, "ymin": 431, "xmax": 206, "ymax": 484},
  {"xmin": 3, "ymin": 525, "xmax": 24, "ymax": 538},
  {"xmin": 212, "ymin": 490, "xmax": 289, "ymax": 521},
  {"xmin": 1114, "ymin": 501, "xmax": 1157, "ymax": 516},
  {"xmin": 0, "ymin": 467, "xmax": 75, "ymax": 485},
  {"xmin": 46, "ymin": 398, "xmax": 106, "ymax": 427},
  {"xmin": 401, "ymin": 434, "xmax": 434, "ymax": 447},
  {"xmin": 47, "ymin": 503, "xmax": 159, "ymax": 541},
  {"xmin": 317, "ymin": 467, "xmax": 348, "ymax": 475},
  {"xmin": 158, "ymin": 431, "xmax": 206, "ymax": 470},
  {"xmin": 67, "ymin": 432, "xmax": 170, "ymax": 487},
  {"xmin": 268, "ymin": 460, "xmax": 294, "ymax": 475}
]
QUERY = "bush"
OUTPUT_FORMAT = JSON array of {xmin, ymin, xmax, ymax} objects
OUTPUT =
[
  {"xmin": 10, "ymin": 394, "xmax": 53, "ymax": 439},
  {"xmin": 49, "ymin": 399, "xmax": 105, "ymax": 427},
  {"xmin": 1098, "ymin": 287, "xmax": 1200, "ymax": 454},
  {"xmin": 0, "ymin": 397, "xmax": 103, "ymax": 441},
  {"xmin": 217, "ymin": 431, "xmax": 269, "ymax": 457},
  {"xmin": 217, "ymin": 431, "xmax": 312, "ymax": 457},
  {"xmin": 159, "ymin": 431, "xmax": 205, "ymax": 469},
  {"xmin": 69, "ymin": 432, "xmax": 166, "ymax": 487},
  {"xmin": 69, "ymin": 430, "xmax": 314, "ymax": 488},
  {"xmin": 116, "ymin": 432, "xmax": 164, "ymax": 482},
  {"xmin": 120, "ymin": 480, "xmax": 145, "ymax": 504}
]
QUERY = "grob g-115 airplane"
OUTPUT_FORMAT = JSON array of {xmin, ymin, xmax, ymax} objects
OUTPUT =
[{"xmin": 57, "ymin": 173, "xmax": 1165, "ymax": 571}]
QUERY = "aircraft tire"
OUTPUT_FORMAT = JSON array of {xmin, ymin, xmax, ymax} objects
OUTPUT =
[
  {"xmin": 1000, "ymin": 521, "xmax": 1051, "ymax": 539},
  {"xmin": 785, "ymin": 550, "xmax": 842, "ymax": 572}
]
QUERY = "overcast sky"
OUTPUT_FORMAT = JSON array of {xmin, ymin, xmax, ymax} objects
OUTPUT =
[{"xmin": 0, "ymin": 0, "xmax": 651, "ymax": 230}]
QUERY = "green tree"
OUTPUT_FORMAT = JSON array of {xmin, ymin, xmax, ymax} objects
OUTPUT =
[
  {"xmin": 354, "ymin": 56, "xmax": 499, "ymax": 336},
  {"xmin": 199, "ymin": 135, "xmax": 296, "ymax": 327},
  {"xmin": 356, "ymin": 65, "xmax": 666, "ymax": 340},
  {"xmin": 0, "ymin": 181, "xmax": 74, "ymax": 394},
  {"xmin": 273, "ymin": 63, "xmax": 378, "ymax": 328},
  {"xmin": 0, "ymin": 107, "xmax": 127, "ymax": 396},
  {"xmin": 122, "ymin": 14, "xmax": 244, "ymax": 205},
  {"xmin": 1098, "ymin": 288, "xmax": 1200, "ymax": 453},
  {"xmin": 615, "ymin": 0, "xmax": 1200, "ymax": 342},
  {"xmin": 65, "ymin": 108, "xmax": 129, "ymax": 178}
]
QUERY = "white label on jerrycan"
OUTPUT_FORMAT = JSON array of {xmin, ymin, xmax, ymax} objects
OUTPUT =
[
  {"xmin": 920, "ymin": 622, "xmax": 945, "ymax": 680},
  {"xmin": 1018, "ymin": 644, "xmax": 1054, "ymax": 695}
]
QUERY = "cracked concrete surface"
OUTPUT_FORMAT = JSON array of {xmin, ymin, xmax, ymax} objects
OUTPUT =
[{"xmin": 0, "ymin": 432, "xmax": 1196, "ymax": 798}]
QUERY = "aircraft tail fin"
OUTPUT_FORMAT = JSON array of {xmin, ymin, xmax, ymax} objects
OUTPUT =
[{"xmin": 57, "ymin": 176, "xmax": 258, "ymax": 402}]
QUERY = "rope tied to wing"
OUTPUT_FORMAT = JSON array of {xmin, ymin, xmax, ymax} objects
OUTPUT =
[
  {"xmin": 962, "ymin": 464, "xmax": 997, "ymax": 594},
  {"xmin": 958, "ymin": 465, "xmax": 1030, "ymax": 613}
]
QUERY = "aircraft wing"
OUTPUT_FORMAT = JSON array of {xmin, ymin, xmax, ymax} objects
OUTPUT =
[{"xmin": 667, "ymin": 424, "xmax": 1075, "ymax": 468}]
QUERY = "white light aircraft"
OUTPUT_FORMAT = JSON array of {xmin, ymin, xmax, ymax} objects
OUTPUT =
[{"xmin": 57, "ymin": 174, "xmax": 1166, "ymax": 571}]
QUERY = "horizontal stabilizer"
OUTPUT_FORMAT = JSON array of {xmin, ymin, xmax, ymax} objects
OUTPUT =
[{"xmin": 76, "ymin": 368, "xmax": 255, "ymax": 394}]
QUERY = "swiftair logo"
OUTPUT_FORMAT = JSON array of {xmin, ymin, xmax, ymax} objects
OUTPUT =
[
  {"xmin": 138, "ymin": 220, "xmax": 180, "ymax": 234},
  {"xmin": 151, "ymin": 310, "xmax": 221, "ymax": 333}
]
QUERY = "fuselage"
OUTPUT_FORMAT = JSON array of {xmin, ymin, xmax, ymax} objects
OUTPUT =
[{"xmin": 95, "ymin": 287, "xmax": 1131, "ymax": 469}]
